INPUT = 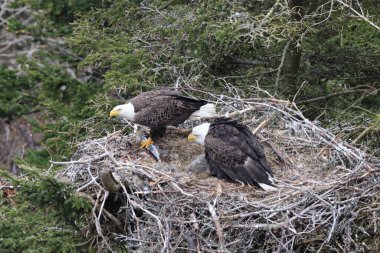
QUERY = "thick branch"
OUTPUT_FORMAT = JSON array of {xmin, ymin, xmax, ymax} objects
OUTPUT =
[{"xmin": 296, "ymin": 89, "xmax": 374, "ymax": 105}]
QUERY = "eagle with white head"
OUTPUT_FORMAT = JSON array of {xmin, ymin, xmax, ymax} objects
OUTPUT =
[
  {"xmin": 110, "ymin": 89, "xmax": 216, "ymax": 147},
  {"xmin": 188, "ymin": 118, "xmax": 276, "ymax": 191}
]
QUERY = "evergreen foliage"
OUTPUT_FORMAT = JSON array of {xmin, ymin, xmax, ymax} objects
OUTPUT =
[
  {"xmin": 0, "ymin": 65, "xmax": 38, "ymax": 119},
  {"xmin": 0, "ymin": 169, "xmax": 92, "ymax": 253},
  {"xmin": 18, "ymin": 54, "xmax": 105, "ymax": 158},
  {"xmin": 1, "ymin": 1, "xmax": 105, "ymax": 252}
]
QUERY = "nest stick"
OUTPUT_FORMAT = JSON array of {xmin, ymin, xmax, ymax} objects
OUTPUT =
[
  {"xmin": 208, "ymin": 203, "xmax": 225, "ymax": 252},
  {"xmin": 92, "ymin": 190, "xmax": 116, "ymax": 253},
  {"xmin": 80, "ymin": 192, "xmax": 123, "ymax": 232}
]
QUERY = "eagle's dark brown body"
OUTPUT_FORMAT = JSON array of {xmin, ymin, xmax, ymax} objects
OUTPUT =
[
  {"xmin": 205, "ymin": 118, "xmax": 274, "ymax": 188},
  {"xmin": 131, "ymin": 89, "xmax": 208, "ymax": 139}
]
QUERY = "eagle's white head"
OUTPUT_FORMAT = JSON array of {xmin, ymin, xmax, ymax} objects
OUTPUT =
[
  {"xmin": 188, "ymin": 123, "xmax": 210, "ymax": 145},
  {"xmin": 109, "ymin": 102, "xmax": 135, "ymax": 121}
]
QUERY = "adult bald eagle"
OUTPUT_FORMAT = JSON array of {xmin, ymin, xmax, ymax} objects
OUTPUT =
[
  {"xmin": 110, "ymin": 89, "xmax": 215, "ymax": 147},
  {"xmin": 188, "ymin": 118, "xmax": 275, "ymax": 190}
]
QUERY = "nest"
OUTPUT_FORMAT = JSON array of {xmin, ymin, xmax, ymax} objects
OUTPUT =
[{"xmin": 55, "ymin": 94, "xmax": 380, "ymax": 253}]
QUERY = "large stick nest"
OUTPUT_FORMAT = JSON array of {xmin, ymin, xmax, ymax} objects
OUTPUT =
[{"xmin": 55, "ymin": 91, "xmax": 380, "ymax": 253}]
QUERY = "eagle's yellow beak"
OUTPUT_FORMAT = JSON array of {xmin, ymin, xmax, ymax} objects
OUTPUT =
[
  {"xmin": 109, "ymin": 110, "xmax": 120, "ymax": 118},
  {"xmin": 188, "ymin": 134, "xmax": 197, "ymax": 142}
]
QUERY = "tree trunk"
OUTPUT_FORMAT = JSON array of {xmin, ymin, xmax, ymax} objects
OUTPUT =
[
  {"xmin": 277, "ymin": 0, "xmax": 306, "ymax": 98},
  {"xmin": 280, "ymin": 39, "xmax": 302, "ymax": 98}
]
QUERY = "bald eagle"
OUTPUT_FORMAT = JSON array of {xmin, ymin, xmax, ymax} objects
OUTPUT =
[
  {"xmin": 188, "ymin": 118, "xmax": 275, "ymax": 190},
  {"xmin": 110, "ymin": 89, "xmax": 215, "ymax": 147}
]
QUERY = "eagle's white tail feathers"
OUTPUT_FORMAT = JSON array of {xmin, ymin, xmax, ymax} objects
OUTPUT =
[
  {"xmin": 190, "ymin": 103, "xmax": 216, "ymax": 119},
  {"xmin": 258, "ymin": 183, "xmax": 277, "ymax": 191},
  {"xmin": 259, "ymin": 173, "xmax": 277, "ymax": 191}
]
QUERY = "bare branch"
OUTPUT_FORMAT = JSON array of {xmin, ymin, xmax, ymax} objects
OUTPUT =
[
  {"xmin": 336, "ymin": 0, "xmax": 380, "ymax": 31},
  {"xmin": 296, "ymin": 88, "xmax": 376, "ymax": 105}
]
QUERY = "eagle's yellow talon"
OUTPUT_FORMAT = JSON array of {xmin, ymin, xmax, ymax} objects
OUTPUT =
[{"xmin": 140, "ymin": 137, "xmax": 154, "ymax": 148}]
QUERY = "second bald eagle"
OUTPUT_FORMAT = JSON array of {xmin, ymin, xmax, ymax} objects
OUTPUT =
[{"xmin": 188, "ymin": 118, "xmax": 275, "ymax": 190}]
